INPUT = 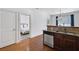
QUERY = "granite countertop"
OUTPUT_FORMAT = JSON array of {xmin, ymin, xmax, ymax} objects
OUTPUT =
[
  {"xmin": 56, "ymin": 32, "xmax": 79, "ymax": 37},
  {"xmin": 45, "ymin": 30, "xmax": 79, "ymax": 37}
]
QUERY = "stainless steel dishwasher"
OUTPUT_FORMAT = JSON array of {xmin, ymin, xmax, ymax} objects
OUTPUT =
[{"xmin": 43, "ymin": 30, "xmax": 54, "ymax": 48}]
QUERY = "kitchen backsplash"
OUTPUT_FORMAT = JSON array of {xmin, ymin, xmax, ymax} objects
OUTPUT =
[{"xmin": 47, "ymin": 25, "xmax": 79, "ymax": 34}]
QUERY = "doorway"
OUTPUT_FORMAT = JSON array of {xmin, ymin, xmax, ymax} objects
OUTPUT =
[{"xmin": 19, "ymin": 13, "xmax": 30, "ymax": 40}]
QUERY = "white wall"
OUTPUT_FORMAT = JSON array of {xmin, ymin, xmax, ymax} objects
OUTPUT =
[
  {"xmin": 1, "ymin": 8, "xmax": 79, "ymax": 40},
  {"xmin": 74, "ymin": 12, "xmax": 79, "ymax": 27},
  {"xmin": 50, "ymin": 15, "xmax": 56, "ymax": 26},
  {"xmin": 0, "ymin": 8, "xmax": 48, "ymax": 39},
  {"xmin": 30, "ymin": 10, "xmax": 48, "ymax": 37},
  {"xmin": 0, "ymin": 11, "xmax": 1, "ymax": 44}
]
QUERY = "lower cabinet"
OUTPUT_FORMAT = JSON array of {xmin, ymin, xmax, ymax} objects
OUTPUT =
[
  {"xmin": 63, "ymin": 35, "xmax": 76, "ymax": 51},
  {"xmin": 76, "ymin": 37, "xmax": 79, "ymax": 51},
  {"xmin": 54, "ymin": 33, "xmax": 77, "ymax": 51},
  {"xmin": 43, "ymin": 30, "xmax": 79, "ymax": 51},
  {"xmin": 54, "ymin": 33, "xmax": 64, "ymax": 50}
]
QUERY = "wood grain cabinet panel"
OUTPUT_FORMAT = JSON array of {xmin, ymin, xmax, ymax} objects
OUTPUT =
[
  {"xmin": 43, "ymin": 30, "xmax": 79, "ymax": 51},
  {"xmin": 54, "ymin": 33, "xmax": 65, "ymax": 50},
  {"xmin": 54, "ymin": 37, "xmax": 65, "ymax": 50},
  {"xmin": 63, "ymin": 35, "xmax": 76, "ymax": 51},
  {"xmin": 54, "ymin": 33, "xmax": 77, "ymax": 51},
  {"xmin": 76, "ymin": 37, "xmax": 79, "ymax": 51}
]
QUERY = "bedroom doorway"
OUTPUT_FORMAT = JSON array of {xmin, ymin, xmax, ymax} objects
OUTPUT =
[{"xmin": 19, "ymin": 13, "xmax": 30, "ymax": 40}]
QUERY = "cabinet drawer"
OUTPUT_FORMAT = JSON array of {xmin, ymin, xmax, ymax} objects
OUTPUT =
[
  {"xmin": 64, "ymin": 34, "xmax": 76, "ymax": 40},
  {"xmin": 54, "ymin": 33, "xmax": 63, "ymax": 38}
]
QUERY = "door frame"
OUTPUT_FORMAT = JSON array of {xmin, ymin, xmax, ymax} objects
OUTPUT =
[{"xmin": 17, "ymin": 13, "xmax": 31, "ymax": 41}]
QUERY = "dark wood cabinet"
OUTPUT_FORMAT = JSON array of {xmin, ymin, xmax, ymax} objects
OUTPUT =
[
  {"xmin": 54, "ymin": 33, "xmax": 77, "ymax": 51},
  {"xmin": 54, "ymin": 33, "xmax": 64, "ymax": 50},
  {"xmin": 43, "ymin": 30, "xmax": 79, "ymax": 51},
  {"xmin": 76, "ymin": 37, "xmax": 79, "ymax": 50},
  {"xmin": 63, "ymin": 35, "xmax": 76, "ymax": 51}
]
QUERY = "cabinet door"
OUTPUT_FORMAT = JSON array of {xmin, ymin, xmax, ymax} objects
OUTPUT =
[
  {"xmin": 54, "ymin": 33, "xmax": 64, "ymax": 50},
  {"xmin": 54, "ymin": 37, "xmax": 59, "ymax": 49},
  {"xmin": 64, "ymin": 35, "xmax": 76, "ymax": 51},
  {"xmin": 76, "ymin": 37, "xmax": 79, "ymax": 51}
]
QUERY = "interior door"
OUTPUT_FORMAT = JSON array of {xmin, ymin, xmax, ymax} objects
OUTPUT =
[{"xmin": 0, "ymin": 11, "xmax": 16, "ymax": 48}]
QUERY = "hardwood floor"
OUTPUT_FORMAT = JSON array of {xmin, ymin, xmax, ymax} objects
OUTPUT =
[{"xmin": 0, "ymin": 35, "xmax": 55, "ymax": 51}]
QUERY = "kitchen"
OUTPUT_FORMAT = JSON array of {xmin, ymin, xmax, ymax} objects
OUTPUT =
[
  {"xmin": 0, "ymin": 8, "xmax": 79, "ymax": 51},
  {"xmin": 43, "ymin": 9, "xmax": 79, "ymax": 51}
]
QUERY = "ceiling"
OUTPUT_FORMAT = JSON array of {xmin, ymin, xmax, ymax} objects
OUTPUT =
[
  {"xmin": 1, "ymin": 8, "xmax": 79, "ymax": 14},
  {"xmin": 36, "ymin": 8, "xmax": 79, "ymax": 14}
]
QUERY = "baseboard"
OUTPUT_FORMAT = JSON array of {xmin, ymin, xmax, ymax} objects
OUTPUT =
[
  {"xmin": 16, "ymin": 34, "xmax": 43, "ymax": 43},
  {"xmin": 16, "ymin": 39, "xmax": 22, "ymax": 43},
  {"xmin": 29, "ymin": 34, "xmax": 43, "ymax": 39}
]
